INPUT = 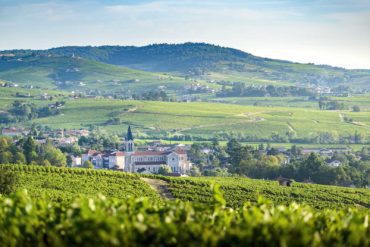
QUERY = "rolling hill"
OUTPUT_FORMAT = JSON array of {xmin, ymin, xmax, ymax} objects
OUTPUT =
[
  {"xmin": 2, "ymin": 43, "xmax": 369, "ymax": 89},
  {"xmin": 0, "ymin": 53, "xmax": 212, "ymax": 95}
]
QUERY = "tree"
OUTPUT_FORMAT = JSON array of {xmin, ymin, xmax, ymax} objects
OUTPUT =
[
  {"xmin": 189, "ymin": 166, "xmax": 201, "ymax": 176},
  {"xmin": 0, "ymin": 151, "xmax": 12, "ymax": 164},
  {"xmin": 299, "ymin": 153, "xmax": 324, "ymax": 181},
  {"xmin": 158, "ymin": 165, "xmax": 171, "ymax": 175},
  {"xmin": 352, "ymin": 105, "xmax": 361, "ymax": 112},
  {"xmin": 13, "ymin": 152, "xmax": 26, "ymax": 164},
  {"xmin": 83, "ymin": 160, "xmax": 94, "ymax": 169},
  {"xmin": 23, "ymin": 136, "xmax": 36, "ymax": 164},
  {"xmin": 43, "ymin": 144, "xmax": 67, "ymax": 167},
  {"xmin": 42, "ymin": 160, "xmax": 51, "ymax": 167}
]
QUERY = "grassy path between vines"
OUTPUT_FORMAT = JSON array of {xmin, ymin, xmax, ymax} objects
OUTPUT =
[{"xmin": 140, "ymin": 178, "xmax": 175, "ymax": 200}]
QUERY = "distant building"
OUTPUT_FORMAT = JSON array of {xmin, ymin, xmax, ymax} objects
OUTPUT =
[
  {"xmin": 71, "ymin": 156, "xmax": 82, "ymax": 167},
  {"xmin": 327, "ymin": 160, "xmax": 342, "ymax": 168},
  {"xmin": 1, "ymin": 127, "xmax": 29, "ymax": 137}
]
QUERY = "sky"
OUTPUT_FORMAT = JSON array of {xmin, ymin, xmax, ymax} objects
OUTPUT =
[{"xmin": 0, "ymin": 0, "xmax": 370, "ymax": 69}]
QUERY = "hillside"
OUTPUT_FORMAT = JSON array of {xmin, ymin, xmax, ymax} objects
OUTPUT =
[
  {"xmin": 1, "ymin": 166, "xmax": 369, "ymax": 246},
  {"xmin": 163, "ymin": 176, "xmax": 370, "ymax": 209},
  {"xmin": 0, "ymin": 54, "xmax": 209, "ymax": 95},
  {"xmin": 1, "ymin": 165, "xmax": 161, "ymax": 203},
  {"xmin": 2, "ymin": 164, "xmax": 369, "ymax": 209},
  {"xmin": 2, "ymin": 43, "xmax": 370, "ymax": 89}
]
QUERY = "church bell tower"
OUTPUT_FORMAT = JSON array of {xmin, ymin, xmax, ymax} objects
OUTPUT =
[{"xmin": 125, "ymin": 126, "xmax": 134, "ymax": 153}]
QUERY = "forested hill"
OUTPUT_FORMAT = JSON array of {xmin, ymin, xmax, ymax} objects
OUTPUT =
[{"xmin": 1, "ymin": 43, "xmax": 370, "ymax": 88}]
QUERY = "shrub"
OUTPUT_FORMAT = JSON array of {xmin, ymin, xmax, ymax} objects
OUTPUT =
[{"xmin": 0, "ymin": 169, "xmax": 18, "ymax": 195}]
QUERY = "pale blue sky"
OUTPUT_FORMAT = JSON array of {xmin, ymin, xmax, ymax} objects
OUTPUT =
[{"xmin": 1, "ymin": 0, "xmax": 370, "ymax": 69}]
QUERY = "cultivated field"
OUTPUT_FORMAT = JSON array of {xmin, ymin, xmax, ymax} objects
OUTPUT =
[{"xmin": 30, "ymin": 98, "xmax": 370, "ymax": 140}]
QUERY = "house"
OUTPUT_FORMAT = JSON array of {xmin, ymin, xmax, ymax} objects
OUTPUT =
[
  {"xmin": 108, "ymin": 151, "xmax": 125, "ymax": 170},
  {"xmin": 82, "ymin": 150, "xmax": 125, "ymax": 170},
  {"xmin": 327, "ymin": 160, "xmax": 342, "ymax": 168},
  {"xmin": 70, "ymin": 156, "xmax": 82, "ymax": 167}
]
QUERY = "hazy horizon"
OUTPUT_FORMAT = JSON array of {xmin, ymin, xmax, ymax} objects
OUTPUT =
[{"xmin": 1, "ymin": 0, "xmax": 370, "ymax": 69}]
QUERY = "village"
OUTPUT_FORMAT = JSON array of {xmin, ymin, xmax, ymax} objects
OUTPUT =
[{"xmin": 1, "ymin": 125, "xmax": 360, "ymax": 174}]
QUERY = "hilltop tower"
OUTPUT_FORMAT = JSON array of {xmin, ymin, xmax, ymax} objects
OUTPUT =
[{"xmin": 125, "ymin": 126, "xmax": 134, "ymax": 153}]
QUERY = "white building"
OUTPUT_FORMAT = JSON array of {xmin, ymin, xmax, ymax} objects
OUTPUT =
[
  {"xmin": 70, "ymin": 156, "xmax": 82, "ymax": 167},
  {"xmin": 327, "ymin": 160, "xmax": 342, "ymax": 168},
  {"xmin": 82, "ymin": 150, "xmax": 125, "ymax": 170}
]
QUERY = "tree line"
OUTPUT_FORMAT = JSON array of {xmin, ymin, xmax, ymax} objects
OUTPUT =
[
  {"xmin": 217, "ymin": 83, "xmax": 315, "ymax": 97},
  {"xmin": 188, "ymin": 140, "xmax": 370, "ymax": 187},
  {"xmin": 0, "ymin": 136, "xmax": 66, "ymax": 167},
  {"xmin": 0, "ymin": 100, "xmax": 65, "ymax": 123}
]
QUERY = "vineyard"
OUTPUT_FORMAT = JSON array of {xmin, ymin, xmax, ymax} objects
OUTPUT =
[
  {"xmin": 0, "ymin": 164, "xmax": 161, "ymax": 203},
  {"xmin": 0, "ymin": 165, "xmax": 369, "ymax": 246},
  {"xmin": 0, "ymin": 189, "xmax": 368, "ymax": 246},
  {"xmin": 163, "ymin": 176, "xmax": 370, "ymax": 209}
]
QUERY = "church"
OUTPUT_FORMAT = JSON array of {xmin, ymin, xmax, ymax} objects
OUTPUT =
[
  {"xmin": 82, "ymin": 126, "xmax": 192, "ymax": 174},
  {"xmin": 123, "ymin": 126, "xmax": 192, "ymax": 174}
]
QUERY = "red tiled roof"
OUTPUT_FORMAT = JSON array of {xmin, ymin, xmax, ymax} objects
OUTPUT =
[
  {"xmin": 174, "ymin": 149, "xmax": 187, "ymax": 155},
  {"xmin": 109, "ymin": 151, "xmax": 125, "ymax": 156},
  {"xmin": 86, "ymin": 149, "xmax": 99, "ymax": 155}
]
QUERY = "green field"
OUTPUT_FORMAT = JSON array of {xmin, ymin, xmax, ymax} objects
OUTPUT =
[
  {"xmin": 28, "ymin": 98, "xmax": 370, "ymax": 140},
  {"xmin": 210, "ymin": 95, "xmax": 370, "ymax": 110}
]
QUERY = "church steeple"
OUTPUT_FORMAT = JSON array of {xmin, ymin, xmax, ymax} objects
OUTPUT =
[
  {"xmin": 125, "ymin": 126, "xmax": 134, "ymax": 152},
  {"xmin": 127, "ymin": 126, "xmax": 134, "ymax": 141}
]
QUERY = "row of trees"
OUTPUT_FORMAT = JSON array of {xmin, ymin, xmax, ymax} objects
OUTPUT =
[
  {"xmin": 318, "ymin": 100, "xmax": 346, "ymax": 110},
  {"xmin": 217, "ymin": 84, "xmax": 315, "ymax": 97},
  {"xmin": 132, "ymin": 90, "xmax": 174, "ymax": 101},
  {"xmin": 0, "ymin": 136, "xmax": 66, "ymax": 167},
  {"xmin": 140, "ymin": 130, "xmax": 369, "ymax": 145},
  {"xmin": 0, "ymin": 101, "xmax": 64, "ymax": 123}
]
